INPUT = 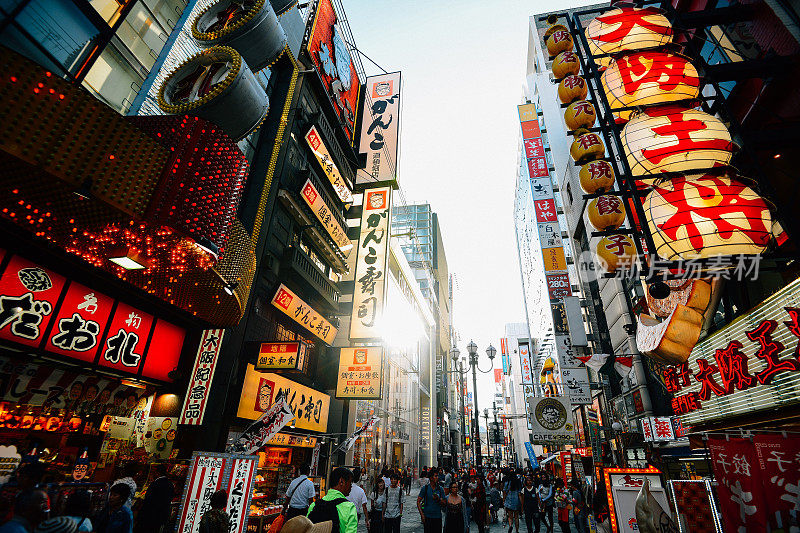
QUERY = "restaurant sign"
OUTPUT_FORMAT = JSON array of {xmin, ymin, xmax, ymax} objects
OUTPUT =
[
  {"xmin": 300, "ymin": 179, "xmax": 353, "ymax": 254},
  {"xmin": 255, "ymin": 341, "xmax": 308, "ymax": 372},
  {"xmin": 271, "ymin": 284, "xmax": 337, "ymax": 345},
  {"xmin": 180, "ymin": 329, "xmax": 225, "ymax": 426},
  {"xmin": 668, "ymin": 277, "xmax": 800, "ymax": 425},
  {"xmin": 336, "ymin": 346, "xmax": 383, "ymax": 399},
  {"xmin": 357, "ymin": 72, "xmax": 401, "ymax": 186},
  {"xmin": 305, "ymin": 126, "xmax": 353, "ymax": 205}
]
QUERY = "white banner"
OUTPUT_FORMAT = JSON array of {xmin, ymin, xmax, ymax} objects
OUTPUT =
[
  {"xmin": 177, "ymin": 454, "xmax": 227, "ymax": 533},
  {"xmin": 180, "ymin": 329, "xmax": 224, "ymax": 425},
  {"xmin": 227, "ymin": 398, "xmax": 294, "ymax": 455},
  {"xmin": 357, "ymin": 72, "xmax": 401, "ymax": 186},
  {"xmin": 527, "ymin": 396, "xmax": 575, "ymax": 442},
  {"xmin": 561, "ymin": 367, "xmax": 591, "ymax": 405},
  {"xmin": 226, "ymin": 457, "xmax": 258, "ymax": 533},
  {"xmin": 519, "ymin": 342, "xmax": 533, "ymax": 384},
  {"xmin": 339, "ymin": 414, "xmax": 378, "ymax": 452},
  {"xmin": 311, "ymin": 442, "xmax": 321, "ymax": 476}
]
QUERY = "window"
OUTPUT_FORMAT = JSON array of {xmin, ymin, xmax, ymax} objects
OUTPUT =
[
  {"xmin": 88, "ymin": 0, "xmax": 130, "ymax": 25},
  {"xmin": 142, "ymin": 0, "xmax": 185, "ymax": 31},
  {"xmin": 81, "ymin": 39, "xmax": 144, "ymax": 112},
  {"xmin": 116, "ymin": 1, "xmax": 168, "ymax": 70}
]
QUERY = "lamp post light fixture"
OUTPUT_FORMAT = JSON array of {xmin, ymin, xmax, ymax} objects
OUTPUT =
[{"xmin": 465, "ymin": 340, "xmax": 495, "ymax": 467}]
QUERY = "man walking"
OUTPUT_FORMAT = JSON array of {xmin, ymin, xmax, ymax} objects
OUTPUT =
[
  {"xmin": 384, "ymin": 472, "xmax": 404, "ymax": 533},
  {"xmin": 417, "ymin": 469, "xmax": 445, "ymax": 533},
  {"xmin": 307, "ymin": 467, "xmax": 357, "ymax": 533},
  {"xmin": 346, "ymin": 468, "xmax": 369, "ymax": 531},
  {"xmin": 284, "ymin": 465, "xmax": 316, "ymax": 519}
]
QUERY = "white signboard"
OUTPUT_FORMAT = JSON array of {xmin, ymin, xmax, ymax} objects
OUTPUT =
[
  {"xmin": 305, "ymin": 125, "xmax": 353, "ymax": 205},
  {"xmin": 350, "ymin": 187, "xmax": 392, "ymax": 340},
  {"xmin": 108, "ymin": 417, "xmax": 135, "ymax": 439},
  {"xmin": 538, "ymin": 222, "xmax": 563, "ymax": 249},
  {"xmin": 555, "ymin": 334, "xmax": 582, "ymax": 368},
  {"xmin": 519, "ymin": 342, "xmax": 534, "ymax": 384},
  {"xmin": 357, "ymin": 72, "xmax": 401, "ymax": 186},
  {"xmin": 177, "ymin": 454, "xmax": 227, "ymax": 533},
  {"xmin": 561, "ymin": 367, "xmax": 592, "ymax": 404},
  {"xmin": 226, "ymin": 456, "xmax": 258, "ymax": 533},
  {"xmin": 180, "ymin": 329, "xmax": 224, "ymax": 425},
  {"xmin": 527, "ymin": 396, "xmax": 575, "ymax": 442}
]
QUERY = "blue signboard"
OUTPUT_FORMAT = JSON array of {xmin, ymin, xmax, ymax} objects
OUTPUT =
[{"xmin": 524, "ymin": 442, "xmax": 538, "ymax": 468}]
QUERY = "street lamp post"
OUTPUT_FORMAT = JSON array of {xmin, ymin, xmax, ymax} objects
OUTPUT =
[
  {"xmin": 466, "ymin": 340, "xmax": 495, "ymax": 467},
  {"xmin": 492, "ymin": 402, "xmax": 500, "ymax": 465},
  {"xmin": 483, "ymin": 408, "xmax": 490, "ymax": 466}
]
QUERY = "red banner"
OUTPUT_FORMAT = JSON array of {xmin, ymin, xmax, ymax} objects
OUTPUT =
[
  {"xmin": 754, "ymin": 434, "xmax": 800, "ymax": 530},
  {"xmin": 708, "ymin": 438, "xmax": 768, "ymax": 532}
]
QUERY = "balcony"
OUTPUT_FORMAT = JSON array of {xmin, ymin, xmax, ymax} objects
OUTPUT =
[{"xmin": 281, "ymin": 245, "xmax": 340, "ymax": 311}]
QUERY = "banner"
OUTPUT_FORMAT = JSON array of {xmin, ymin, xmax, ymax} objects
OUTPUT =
[
  {"xmin": 336, "ymin": 346, "xmax": 383, "ymax": 399},
  {"xmin": 180, "ymin": 329, "xmax": 224, "ymax": 425},
  {"xmin": 754, "ymin": 434, "xmax": 800, "ymax": 531},
  {"xmin": 176, "ymin": 454, "xmax": 228, "ymax": 533},
  {"xmin": 311, "ymin": 441, "xmax": 321, "ymax": 476},
  {"xmin": 524, "ymin": 442, "xmax": 539, "ymax": 468},
  {"xmin": 519, "ymin": 342, "xmax": 533, "ymax": 384},
  {"xmin": 228, "ymin": 397, "xmax": 294, "ymax": 455},
  {"xmin": 225, "ymin": 456, "xmax": 258, "ymax": 533},
  {"xmin": 357, "ymin": 72, "xmax": 401, "ymax": 186},
  {"xmin": 708, "ymin": 438, "xmax": 768, "ymax": 532},
  {"xmin": 338, "ymin": 414, "xmax": 378, "ymax": 452},
  {"xmin": 527, "ymin": 396, "xmax": 575, "ymax": 442}
]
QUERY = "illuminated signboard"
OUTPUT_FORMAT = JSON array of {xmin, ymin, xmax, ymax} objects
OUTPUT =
[
  {"xmin": 265, "ymin": 433, "xmax": 318, "ymax": 448},
  {"xmin": 300, "ymin": 178, "xmax": 353, "ymax": 254},
  {"xmin": 519, "ymin": 342, "xmax": 533, "ymax": 384},
  {"xmin": 669, "ymin": 277, "xmax": 800, "ymax": 425},
  {"xmin": 335, "ymin": 346, "xmax": 383, "ymax": 399},
  {"xmin": 304, "ymin": 126, "xmax": 354, "ymax": 205},
  {"xmin": 237, "ymin": 365, "xmax": 330, "ymax": 432},
  {"xmin": 306, "ymin": 0, "xmax": 361, "ymax": 143},
  {"xmin": 0, "ymin": 254, "xmax": 184, "ymax": 381},
  {"xmin": 527, "ymin": 396, "xmax": 575, "ymax": 442},
  {"xmin": 255, "ymin": 341, "xmax": 308, "ymax": 372},
  {"xmin": 180, "ymin": 329, "xmax": 224, "ymax": 426},
  {"xmin": 585, "ymin": 7, "xmax": 673, "ymax": 68},
  {"xmin": 357, "ymin": 72, "xmax": 401, "ymax": 186},
  {"xmin": 271, "ymin": 284, "xmax": 337, "ymax": 345}
]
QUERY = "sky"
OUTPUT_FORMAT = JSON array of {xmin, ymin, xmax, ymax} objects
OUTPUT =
[{"xmin": 344, "ymin": 0, "xmax": 596, "ymax": 402}]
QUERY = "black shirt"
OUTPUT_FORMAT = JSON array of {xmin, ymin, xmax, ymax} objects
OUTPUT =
[{"xmin": 521, "ymin": 486, "xmax": 539, "ymax": 511}]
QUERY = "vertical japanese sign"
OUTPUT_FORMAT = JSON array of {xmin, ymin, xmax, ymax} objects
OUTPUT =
[
  {"xmin": 311, "ymin": 441, "xmax": 321, "ymax": 476},
  {"xmin": 708, "ymin": 438, "xmax": 768, "ymax": 532},
  {"xmin": 180, "ymin": 330, "xmax": 225, "ymax": 426},
  {"xmin": 301, "ymin": 178, "xmax": 353, "ymax": 254},
  {"xmin": 305, "ymin": 126, "xmax": 353, "ymax": 205},
  {"xmin": 177, "ymin": 454, "xmax": 227, "ymax": 533},
  {"xmin": 525, "ymin": 442, "xmax": 539, "ymax": 468},
  {"xmin": 225, "ymin": 457, "xmax": 258, "ymax": 533},
  {"xmin": 519, "ymin": 342, "xmax": 533, "ymax": 384},
  {"xmin": 500, "ymin": 337, "xmax": 509, "ymax": 374},
  {"xmin": 336, "ymin": 346, "xmax": 383, "ymax": 399},
  {"xmin": 754, "ymin": 434, "xmax": 800, "ymax": 531},
  {"xmin": 45, "ymin": 281, "xmax": 113, "ymax": 360},
  {"xmin": 357, "ymin": 72, "xmax": 401, "ymax": 186},
  {"xmin": 271, "ymin": 284, "xmax": 337, "ymax": 345},
  {"xmin": 350, "ymin": 186, "xmax": 392, "ymax": 340}
]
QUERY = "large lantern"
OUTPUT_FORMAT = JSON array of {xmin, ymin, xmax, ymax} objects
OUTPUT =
[
  {"xmin": 558, "ymin": 75, "xmax": 588, "ymax": 104},
  {"xmin": 580, "ymin": 160, "xmax": 615, "ymax": 193},
  {"xmin": 642, "ymin": 174, "xmax": 773, "ymax": 259},
  {"xmin": 552, "ymin": 50, "xmax": 581, "ymax": 79},
  {"xmin": 601, "ymin": 51, "xmax": 700, "ymax": 121},
  {"xmin": 158, "ymin": 46, "xmax": 268, "ymax": 141},
  {"xmin": 546, "ymin": 29, "xmax": 574, "ymax": 57},
  {"xmin": 192, "ymin": 0, "xmax": 287, "ymax": 72},
  {"xmin": 596, "ymin": 234, "xmax": 636, "ymax": 272},
  {"xmin": 570, "ymin": 129, "xmax": 605, "ymax": 163},
  {"xmin": 585, "ymin": 7, "xmax": 673, "ymax": 68},
  {"xmin": 588, "ymin": 195, "xmax": 626, "ymax": 230},
  {"xmin": 564, "ymin": 100, "xmax": 596, "ymax": 130},
  {"xmin": 621, "ymin": 106, "xmax": 735, "ymax": 176}
]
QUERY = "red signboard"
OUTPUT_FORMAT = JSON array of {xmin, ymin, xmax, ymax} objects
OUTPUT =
[
  {"xmin": 98, "ymin": 302, "xmax": 154, "ymax": 374},
  {"xmin": 524, "ymin": 138, "xmax": 545, "ymax": 159},
  {"xmin": 521, "ymin": 120, "xmax": 541, "ymax": 140},
  {"xmin": 534, "ymin": 199, "xmax": 558, "ymax": 222},
  {"xmin": 142, "ymin": 319, "xmax": 185, "ymax": 381},
  {"xmin": 0, "ymin": 256, "xmax": 66, "ymax": 347},
  {"xmin": 45, "ymin": 281, "xmax": 114, "ymax": 361},
  {"xmin": 708, "ymin": 438, "xmax": 768, "ymax": 532},
  {"xmin": 546, "ymin": 273, "xmax": 571, "ymax": 300},
  {"xmin": 527, "ymin": 156, "xmax": 550, "ymax": 178}
]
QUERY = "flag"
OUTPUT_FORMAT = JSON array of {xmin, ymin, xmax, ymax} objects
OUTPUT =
[
  {"xmin": 579, "ymin": 353, "xmax": 610, "ymax": 372},
  {"xmin": 338, "ymin": 415, "xmax": 378, "ymax": 452},
  {"xmin": 615, "ymin": 356, "xmax": 633, "ymax": 378},
  {"xmin": 227, "ymin": 396, "xmax": 294, "ymax": 455}
]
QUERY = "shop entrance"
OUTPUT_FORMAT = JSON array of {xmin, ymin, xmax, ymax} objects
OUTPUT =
[{"xmin": 392, "ymin": 442, "xmax": 404, "ymax": 467}]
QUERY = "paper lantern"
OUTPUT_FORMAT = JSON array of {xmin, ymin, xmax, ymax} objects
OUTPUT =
[
  {"xmin": 601, "ymin": 51, "xmax": 700, "ymax": 121},
  {"xmin": 192, "ymin": 0, "xmax": 287, "ymax": 72},
  {"xmin": 158, "ymin": 46, "xmax": 268, "ymax": 141},
  {"xmin": 543, "ymin": 22, "xmax": 569, "ymax": 40},
  {"xmin": 596, "ymin": 234, "xmax": 636, "ymax": 272},
  {"xmin": 552, "ymin": 50, "xmax": 581, "ymax": 79},
  {"xmin": 580, "ymin": 160, "xmax": 615, "ymax": 193},
  {"xmin": 588, "ymin": 195, "xmax": 626, "ymax": 230},
  {"xmin": 585, "ymin": 7, "xmax": 673, "ymax": 68},
  {"xmin": 558, "ymin": 75, "xmax": 588, "ymax": 103},
  {"xmin": 643, "ymin": 174, "xmax": 773, "ymax": 259},
  {"xmin": 621, "ymin": 106, "xmax": 735, "ymax": 176},
  {"xmin": 564, "ymin": 100, "xmax": 596, "ymax": 130},
  {"xmin": 570, "ymin": 129, "xmax": 605, "ymax": 163},
  {"xmin": 546, "ymin": 29, "xmax": 574, "ymax": 57}
]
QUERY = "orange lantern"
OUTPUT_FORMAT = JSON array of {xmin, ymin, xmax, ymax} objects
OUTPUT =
[
  {"xmin": 564, "ymin": 100, "xmax": 596, "ymax": 130},
  {"xmin": 642, "ymin": 174, "xmax": 773, "ymax": 259},
  {"xmin": 543, "ymin": 21, "xmax": 569, "ymax": 40},
  {"xmin": 601, "ymin": 51, "xmax": 700, "ymax": 121},
  {"xmin": 579, "ymin": 160, "xmax": 615, "ymax": 193},
  {"xmin": 570, "ymin": 129, "xmax": 605, "ymax": 163},
  {"xmin": 596, "ymin": 234, "xmax": 637, "ymax": 272},
  {"xmin": 552, "ymin": 50, "xmax": 580, "ymax": 79},
  {"xmin": 621, "ymin": 106, "xmax": 735, "ymax": 176},
  {"xmin": 546, "ymin": 29, "xmax": 574, "ymax": 57},
  {"xmin": 585, "ymin": 7, "xmax": 673, "ymax": 68},
  {"xmin": 587, "ymin": 195, "xmax": 626, "ymax": 230},
  {"xmin": 558, "ymin": 75, "xmax": 588, "ymax": 103}
]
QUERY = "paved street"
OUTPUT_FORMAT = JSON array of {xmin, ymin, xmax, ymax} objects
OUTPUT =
[{"xmin": 355, "ymin": 490, "xmax": 574, "ymax": 533}]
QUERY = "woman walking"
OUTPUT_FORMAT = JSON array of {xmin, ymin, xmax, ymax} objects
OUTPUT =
[
  {"xmin": 554, "ymin": 479, "xmax": 571, "ymax": 533},
  {"xmin": 443, "ymin": 482, "xmax": 468, "ymax": 533},
  {"xmin": 503, "ymin": 472, "xmax": 522, "ymax": 533},
  {"xmin": 537, "ymin": 477, "xmax": 554, "ymax": 533},
  {"xmin": 369, "ymin": 478, "xmax": 387, "ymax": 533},
  {"xmin": 520, "ymin": 476, "xmax": 540, "ymax": 533},
  {"xmin": 470, "ymin": 475, "xmax": 488, "ymax": 533}
]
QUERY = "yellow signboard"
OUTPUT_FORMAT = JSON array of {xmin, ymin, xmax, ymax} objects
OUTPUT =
[
  {"xmin": 542, "ymin": 247, "xmax": 567, "ymax": 272},
  {"xmin": 265, "ymin": 432, "xmax": 317, "ymax": 448},
  {"xmin": 336, "ymin": 347, "xmax": 384, "ymax": 399},
  {"xmin": 300, "ymin": 179, "xmax": 353, "ymax": 255},
  {"xmin": 305, "ymin": 125, "xmax": 353, "ymax": 205},
  {"xmin": 255, "ymin": 341, "xmax": 308, "ymax": 371},
  {"xmin": 271, "ymin": 284, "xmax": 337, "ymax": 345},
  {"xmin": 518, "ymin": 103, "xmax": 537, "ymax": 123},
  {"xmin": 237, "ymin": 365, "xmax": 329, "ymax": 432}
]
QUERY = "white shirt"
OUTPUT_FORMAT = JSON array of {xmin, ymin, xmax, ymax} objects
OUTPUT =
[
  {"xmin": 287, "ymin": 475, "xmax": 315, "ymax": 509},
  {"xmin": 347, "ymin": 483, "xmax": 369, "ymax": 517},
  {"xmin": 382, "ymin": 476, "xmax": 391, "ymax": 489},
  {"xmin": 385, "ymin": 486, "xmax": 403, "ymax": 519}
]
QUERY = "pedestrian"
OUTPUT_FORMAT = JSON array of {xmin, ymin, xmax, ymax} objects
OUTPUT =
[
  {"xmin": 383, "ymin": 473, "xmax": 403, "ymax": 533},
  {"xmin": 284, "ymin": 465, "xmax": 316, "ymax": 520},
  {"xmin": 402, "ymin": 469, "xmax": 411, "ymax": 496},
  {"xmin": 111, "ymin": 464, "xmax": 138, "ymax": 509},
  {"xmin": 470, "ymin": 475, "xmax": 488, "ymax": 533},
  {"xmin": 94, "ymin": 484, "xmax": 133, "ymax": 533},
  {"xmin": 368, "ymin": 478, "xmax": 385, "ymax": 533},
  {"xmin": 135, "ymin": 464, "xmax": 174, "ymax": 533},
  {"xmin": 537, "ymin": 478, "xmax": 554, "ymax": 533},
  {"xmin": 503, "ymin": 473, "xmax": 521, "ymax": 533},
  {"xmin": 569, "ymin": 480, "xmax": 587, "ymax": 533},
  {"xmin": 488, "ymin": 482, "xmax": 502, "ymax": 524},
  {"xmin": 307, "ymin": 467, "xmax": 357, "ymax": 533},
  {"xmin": 32, "ymin": 517, "xmax": 77, "ymax": 533},
  {"xmin": 345, "ymin": 469, "xmax": 369, "ymax": 531},
  {"xmin": 554, "ymin": 479, "xmax": 571, "ymax": 533},
  {"xmin": 520, "ymin": 476, "xmax": 540, "ymax": 533},
  {"xmin": 442, "ymin": 483, "xmax": 467, "ymax": 533},
  {"xmin": 416, "ymin": 468, "xmax": 445, "ymax": 533},
  {"xmin": 380, "ymin": 470, "xmax": 391, "ymax": 492},
  {"xmin": 0, "ymin": 490, "xmax": 49, "ymax": 533},
  {"xmin": 62, "ymin": 490, "xmax": 92, "ymax": 532},
  {"xmin": 460, "ymin": 479, "xmax": 471, "ymax": 527}
]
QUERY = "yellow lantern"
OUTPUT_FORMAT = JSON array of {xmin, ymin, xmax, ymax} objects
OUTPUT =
[
  {"xmin": 570, "ymin": 128, "xmax": 605, "ymax": 163},
  {"xmin": 558, "ymin": 75, "xmax": 588, "ymax": 104},
  {"xmin": 579, "ymin": 160, "xmax": 615, "ymax": 193},
  {"xmin": 587, "ymin": 195, "xmax": 626, "ymax": 230},
  {"xmin": 601, "ymin": 51, "xmax": 700, "ymax": 121},
  {"xmin": 543, "ymin": 20, "xmax": 568, "ymax": 40},
  {"xmin": 642, "ymin": 174, "xmax": 773, "ymax": 260},
  {"xmin": 552, "ymin": 50, "xmax": 581, "ymax": 79},
  {"xmin": 596, "ymin": 234, "xmax": 637, "ymax": 272},
  {"xmin": 585, "ymin": 7, "xmax": 673, "ymax": 68},
  {"xmin": 546, "ymin": 29, "xmax": 574, "ymax": 57},
  {"xmin": 621, "ymin": 106, "xmax": 735, "ymax": 177},
  {"xmin": 564, "ymin": 100, "xmax": 596, "ymax": 130}
]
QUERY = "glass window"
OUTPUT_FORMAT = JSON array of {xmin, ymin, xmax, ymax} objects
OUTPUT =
[
  {"xmin": 0, "ymin": 0, "xmax": 25, "ymax": 15},
  {"xmin": 142, "ymin": 0, "xmax": 184, "ymax": 31},
  {"xmin": 88, "ymin": 0, "xmax": 130, "ymax": 26},
  {"xmin": 15, "ymin": 0, "xmax": 99, "ymax": 74},
  {"xmin": 116, "ymin": 1, "xmax": 167, "ymax": 70},
  {"xmin": 0, "ymin": 23, "xmax": 69, "ymax": 76},
  {"xmin": 82, "ymin": 41, "xmax": 143, "ymax": 113}
]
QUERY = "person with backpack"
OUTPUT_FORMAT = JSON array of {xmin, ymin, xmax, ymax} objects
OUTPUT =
[
  {"xmin": 368, "ymin": 478, "xmax": 386, "ymax": 533},
  {"xmin": 383, "ymin": 472, "xmax": 403, "ymax": 533},
  {"xmin": 307, "ymin": 467, "xmax": 357, "ymax": 533},
  {"xmin": 416, "ymin": 469, "xmax": 445, "ymax": 533},
  {"xmin": 284, "ymin": 465, "xmax": 317, "ymax": 520}
]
